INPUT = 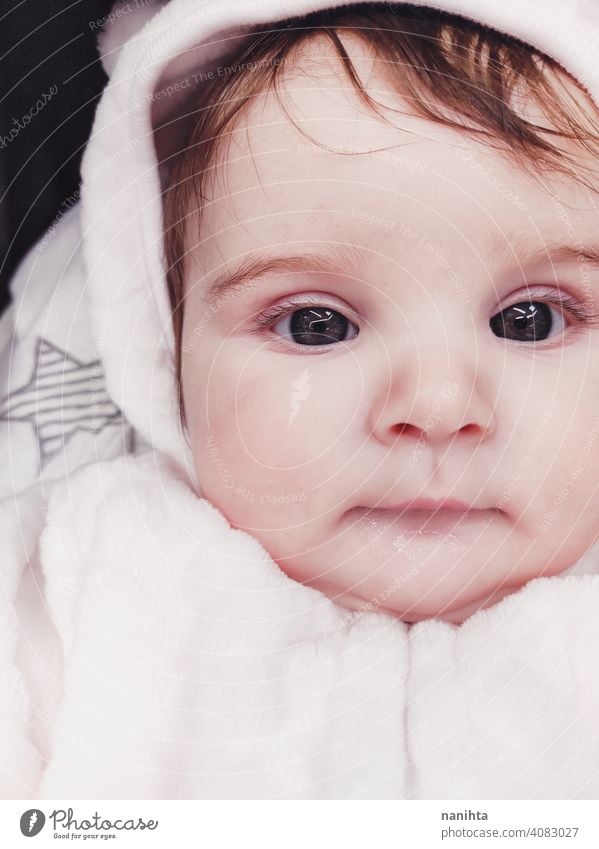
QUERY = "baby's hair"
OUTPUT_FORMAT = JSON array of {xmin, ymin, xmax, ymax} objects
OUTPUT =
[{"xmin": 161, "ymin": 1, "xmax": 599, "ymax": 431}]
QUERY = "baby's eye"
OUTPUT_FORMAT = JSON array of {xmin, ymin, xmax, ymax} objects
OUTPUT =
[
  {"xmin": 490, "ymin": 299, "xmax": 566, "ymax": 342},
  {"xmin": 271, "ymin": 305, "xmax": 359, "ymax": 346}
]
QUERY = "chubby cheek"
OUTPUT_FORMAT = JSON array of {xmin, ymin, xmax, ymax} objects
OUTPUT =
[
  {"xmin": 506, "ymin": 389, "xmax": 599, "ymax": 574},
  {"xmin": 186, "ymin": 347, "xmax": 363, "ymax": 527},
  {"xmin": 534, "ymin": 411, "xmax": 599, "ymax": 559}
]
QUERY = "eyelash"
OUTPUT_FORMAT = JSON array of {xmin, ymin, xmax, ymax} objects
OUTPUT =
[
  {"xmin": 252, "ymin": 289, "xmax": 599, "ymax": 341},
  {"xmin": 253, "ymin": 295, "xmax": 339, "ymax": 331},
  {"xmin": 520, "ymin": 288, "xmax": 598, "ymax": 325}
]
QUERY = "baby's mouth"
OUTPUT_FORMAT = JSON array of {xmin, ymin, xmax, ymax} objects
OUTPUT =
[{"xmin": 346, "ymin": 504, "xmax": 498, "ymax": 536}]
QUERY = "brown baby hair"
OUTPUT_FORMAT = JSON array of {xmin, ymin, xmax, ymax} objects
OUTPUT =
[{"xmin": 161, "ymin": 1, "xmax": 599, "ymax": 431}]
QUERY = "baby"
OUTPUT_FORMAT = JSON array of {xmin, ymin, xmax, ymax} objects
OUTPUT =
[
  {"xmin": 158, "ymin": 3, "xmax": 599, "ymax": 624},
  {"xmin": 5, "ymin": 0, "xmax": 599, "ymax": 803}
]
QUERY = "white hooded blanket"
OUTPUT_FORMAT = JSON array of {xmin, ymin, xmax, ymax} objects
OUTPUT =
[{"xmin": 2, "ymin": 0, "xmax": 599, "ymax": 799}]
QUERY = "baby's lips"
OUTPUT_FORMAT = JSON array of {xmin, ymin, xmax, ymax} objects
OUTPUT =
[
  {"xmin": 345, "ymin": 503, "xmax": 499, "ymax": 540},
  {"xmin": 349, "ymin": 494, "xmax": 497, "ymax": 514},
  {"xmin": 374, "ymin": 496, "xmax": 479, "ymax": 512}
]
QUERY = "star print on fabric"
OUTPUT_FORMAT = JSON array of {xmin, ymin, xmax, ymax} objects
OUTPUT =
[{"xmin": 1, "ymin": 337, "xmax": 123, "ymax": 469}]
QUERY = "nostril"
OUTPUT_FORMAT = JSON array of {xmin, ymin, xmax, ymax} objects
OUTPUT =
[
  {"xmin": 394, "ymin": 422, "xmax": 421, "ymax": 437},
  {"xmin": 460, "ymin": 422, "xmax": 483, "ymax": 436},
  {"xmin": 392, "ymin": 422, "xmax": 483, "ymax": 439}
]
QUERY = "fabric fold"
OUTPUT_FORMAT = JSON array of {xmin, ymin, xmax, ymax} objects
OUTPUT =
[
  {"xmin": 36, "ymin": 452, "xmax": 409, "ymax": 798},
  {"xmin": 406, "ymin": 579, "xmax": 599, "ymax": 798}
]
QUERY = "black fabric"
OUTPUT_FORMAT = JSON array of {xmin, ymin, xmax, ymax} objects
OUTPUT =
[{"xmin": 0, "ymin": 0, "xmax": 113, "ymax": 316}]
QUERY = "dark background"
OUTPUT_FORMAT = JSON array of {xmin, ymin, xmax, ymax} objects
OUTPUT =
[{"xmin": 0, "ymin": 0, "xmax": 113, "ymax": 317}]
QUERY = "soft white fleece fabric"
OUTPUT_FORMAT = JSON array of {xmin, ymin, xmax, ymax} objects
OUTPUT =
[
  {"xmin": 2, "ymin": 0, "xmax": 599, "ymax": 799},
  {"xmin": 3, "ymin": 448, "xmax": 599, "ymax": 798}
]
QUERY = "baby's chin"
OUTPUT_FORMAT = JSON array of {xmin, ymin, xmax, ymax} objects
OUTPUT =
[
  {"xmin": 403, "ymin": 585, "xmax": 520, "ymax": 624},
  {"xmin": 330, "ymin": 583, "xmax": 522, "ymax": 625}
]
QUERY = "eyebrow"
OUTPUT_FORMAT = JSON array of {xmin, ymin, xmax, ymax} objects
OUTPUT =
[
  {"xmin": 489, "ymin": 236, "xmax": 599, "ymax": 273},
  {"xmin": 203, "ymin": 236, "xmax": 599, "ymax": 308},
  {"xmin": 203, "ymin": 242, "xmax": 374, "ymax": 307}
]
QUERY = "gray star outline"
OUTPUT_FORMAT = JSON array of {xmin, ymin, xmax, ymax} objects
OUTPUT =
[{"xmin": 1, "ymin": 337, "xmax": 123, "ymax": 469}]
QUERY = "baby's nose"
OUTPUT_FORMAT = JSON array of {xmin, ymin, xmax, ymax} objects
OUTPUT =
[{"xmin": 369, "ymin": 338, "xmax": 496, "ymax": 446}]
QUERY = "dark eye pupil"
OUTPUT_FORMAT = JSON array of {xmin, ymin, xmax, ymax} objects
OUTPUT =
[
  {"xmin": 490, "ymin": 301, "xmax": 552, "ymax": 341},
  {"xmin": 290, "ymin": 307, "xmax": 350, "ymax": 345}
]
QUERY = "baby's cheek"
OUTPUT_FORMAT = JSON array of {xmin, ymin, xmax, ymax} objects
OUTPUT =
[
  {"xmin": 544, "ymin": 414, "xmax": 599, "ymax": 518},
  {"xmin": 505, "ymin": 397, "xmax": 599, "ymax": 575},
  {"xmin": 190, "ymin": 348, "xmax": 363, "ymax": 528},
  {"xmin": 228, "ymin": 359, "xmax": 362, "ymax": 468}
]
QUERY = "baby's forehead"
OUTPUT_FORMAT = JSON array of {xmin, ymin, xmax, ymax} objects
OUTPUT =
[
  {"xmin": 195, "ymin": 159, "xmax": 594, "ymax": 304},
  {"xmin": 190, "ymin": 32, "xmax": 599, "ymax": 277},
  {"xmin": 205, "ymin": 30, "xmax": 596, "ymax": 192},
  {"xmin": 217, "ymin": 34, "xmax": 396, "ymax": 169}
]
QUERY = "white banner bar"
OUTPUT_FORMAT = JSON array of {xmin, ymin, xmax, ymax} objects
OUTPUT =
[{"xmin": 1, "ymin": 800, "xmax": 598, "ymax": 848}]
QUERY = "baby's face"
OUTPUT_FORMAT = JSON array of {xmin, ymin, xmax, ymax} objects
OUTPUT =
[{"xmin": 180, "ymin": 35, "xmax": 599, "ymax": 622}]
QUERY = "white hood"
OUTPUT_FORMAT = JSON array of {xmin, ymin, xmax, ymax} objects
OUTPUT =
[{"xmin": 82, "ymin": 0, "xmax": 599, "ymax": 489}]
